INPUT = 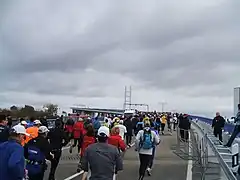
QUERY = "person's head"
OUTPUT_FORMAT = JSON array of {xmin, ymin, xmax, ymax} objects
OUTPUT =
[
  {"xmin": 0, "ymin": 114, "xmax": 7, "ymax": 125},
  {"xmin": 34, "ymin": 120, "xmax": 42, "ymax": 127},
  {"xmin": 78, "ymin": 117, "xmax": 83, "ymax": 122},
  {"xmin": 144, "ymin": 123, "xmax": 151, "ymax": 131},
  {"xmin": 20, "ymin": 121, "xmax": 27, "ymax": 128},
  {"xmin": 9, "ymin": 124, "xmax": 29, "ymax": 143},
  {"xmin": 105, "ymin": 118, "xmax": 108, "ymax": 123},
  {"xmin": 119, "ymin": 120, "xmax": 123, "ymax": 125},
  {"xmin": 216, "ymin": 112, "xmax": 220, "ymax": 116},
  {"xmin": 30, "ymin": 117, "xmax": 35, "ymax": 122},
  {"xmin": 55, "ymin": 119, "xmax": 61, "ymax": 127},
  {"xmin": 97, "ymin": 126, "xmax": 110, "ymax": 143},
  {"xmin": 38, "ymin": 126, "xmax": 49, "ymax": 138},
  {"xmin": 86, "ymin": 124, "xmax": 95, "ymax": 137},
  {"xmin": 111, "ymin": 127, "xmax": 120, "ymax": 135}
]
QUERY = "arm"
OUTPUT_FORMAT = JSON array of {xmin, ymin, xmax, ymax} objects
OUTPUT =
[
  {"xmin": 153, "ymin": 131, "xmax": 160, "ymax": 145},
  {"xmin": 119, "ymin": 139, "xmax": 127, "ymax": 152},
  {"xmin": 212, "ymin": 118, "xmax": 216, "ymax": 128},
  {"xmin": 135, "ymin": 131, "xmax": 141, "ymax": 151},
  {"xmin": 115, "ymin": 147, "xmax": 123, "ymax": 173},
  {"xmin": 8, "ymin": 146, "xmax": 25, "ymax": 179}
]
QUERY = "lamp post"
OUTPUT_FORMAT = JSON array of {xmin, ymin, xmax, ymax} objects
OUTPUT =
[{"xmin": 159, "ymin": 102, "xmax": 167, "ymax": 112}]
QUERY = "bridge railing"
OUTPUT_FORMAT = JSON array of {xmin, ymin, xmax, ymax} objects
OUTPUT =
[{"xmin": 174, "ymin": 120, "xmax": 237, "ymax": 180}]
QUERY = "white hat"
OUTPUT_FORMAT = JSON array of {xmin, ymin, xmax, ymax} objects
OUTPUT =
[
  {"xmin": 34, "ymin": 120, "xmax": 41, "ymax": 125},
  {"xmin": 20, "ymin": 121, "xmax": 27, "ymax": 125},
  {"xmin": 12, "ymin": 124, "xmax": 30, "ymax": 136},
  {"xmin": 38, "ymin": 126, "xmax": 49, "ymax": 134},
  {"xmin": 119, "ymin": 120, "xmax": 123, "ymax": 124},
  {"xmin": 97, "ymin": 126, "xmax": 110, "ymax": 137}
]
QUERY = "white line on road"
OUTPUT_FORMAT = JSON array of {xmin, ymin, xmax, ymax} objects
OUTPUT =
[
  {"xmin": 186, "ymin": 136, "xmax": 192, "ymax": 180},
  {"xmin": 63, "ymin": 170, "xmax": 84, "ymax": 180}
]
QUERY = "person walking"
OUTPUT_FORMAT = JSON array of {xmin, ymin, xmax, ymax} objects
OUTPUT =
[
  {"xmin": 0, "ymin": 124, "xmax": 29, "ymax": 180},
  {"xmin": 135, "ymin": 122, "xmax": 160, "ymax": 180},
  {"xmin": 212, "ymin": 112, "xmax": 225, "ymax": 142},
  {"xmin": 81, "ymin": 126, "xmax": 123, "ymax": 180}
]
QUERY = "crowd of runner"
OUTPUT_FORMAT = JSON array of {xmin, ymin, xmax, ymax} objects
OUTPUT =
[{"xmin": 0, "ymin": 111, "xmax": 192, "ymax": 180}]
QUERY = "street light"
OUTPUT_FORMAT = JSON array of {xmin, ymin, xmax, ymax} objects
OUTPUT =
[{"xmin": 158, "ymin": 102, "xmax": 167, "ymax": 112}]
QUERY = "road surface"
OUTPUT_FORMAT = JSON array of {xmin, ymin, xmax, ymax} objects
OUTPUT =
[{"xmin": 44, "ymin": 131, "xmax": 189, "ymax": 180}]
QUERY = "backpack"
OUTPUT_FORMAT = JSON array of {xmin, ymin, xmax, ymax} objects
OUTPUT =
[
  {"xmin": 26, "ymin": 145, "xmax": 45, "ymax": 175},
  {"xmin": 141, "ymin": 130, "xmax": 153, "ymax": 149},
  {"xmin": 136, "ymin": 122, "xmax": 144, "ymax": 132},
  {"xmin": 93, "ymin": 120, "xmax": 101, "ymax": 130}
]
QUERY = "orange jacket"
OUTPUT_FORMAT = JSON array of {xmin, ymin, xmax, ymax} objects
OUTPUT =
[
  {"xmin": 108, "ymin": 135, "xmax": 126, "ymax": 152},
  {"xmin": 25, "ymin": 126, "xmax": 38, "ymax": 144}
]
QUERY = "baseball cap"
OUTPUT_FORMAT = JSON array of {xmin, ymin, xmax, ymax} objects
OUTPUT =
[
  {"xmin": 20, "ymin": 121, "xmax": 27, "ymax": 125},
  {"xmin": 119, "ymin": 120, "xmax": 123, "ymax": 124},
  {"xmin": 97, "ymin": 126, "xmax": 110, "ymax": 137},
  {"xmin": 38, "ymin": 126, "xmax": 49, "ymax": 134},
  {"xmin": 34, "ymin": 120, "xmax": 42, "ymax": 125},
  {"xmin": 11, "ymin": 124, "xmax": 30, "ymax": 136}
]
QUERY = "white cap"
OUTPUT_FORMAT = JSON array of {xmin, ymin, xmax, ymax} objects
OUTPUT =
[
  {"xmin": 78, "ymin": 118, "xmax": 83, "ymax": 121},
  {"xmin": 119, "ymin": 120, "xmax": 123, "ymax": 124},
  {"xmin": 34, "ymin": 120, "xmax": 41, "ymax": 125},
  {"xmin": 38, "ymin": 126, "xmax": 49, "ymax": 134},
  {"xmin": 20, "ymin": 121, "xmax": 27, "ymax": 125},
  {"xmin": 12, "ymin": 124, "xmax": 30, "ymax": 136},
  {"xmin": 97, "ymin": 126, "xmax": 110, "ymax": 137}
]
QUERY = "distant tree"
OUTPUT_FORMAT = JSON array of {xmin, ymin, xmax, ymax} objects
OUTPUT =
[
  {"xmin": 10, "ymin": 105, "xmax": 18, "ymax": 111},
  {"xmin": 43, "ymin": 103, "xmax": 58, "ymax": 116}
]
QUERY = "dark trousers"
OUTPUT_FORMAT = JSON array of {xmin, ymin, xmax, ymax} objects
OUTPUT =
[
  {"xmin": 126, "ymin": 135, "xmax": 132, "ymax": 145},
  {"xmin": 226, "ymin": 125, "xmax": 240, "ymax": 147},
  {"xmin": 139, "ymin": 154, "xmax": 152, "ymax": 177},
  {"xmin": 72, "ymin": 138, "xmax": 82, "ymax": 152},
  {"xmin": 180, "ymin": 129, "xmax": 189, "ymax": 141},
  {"xmin": 161, "ymin": 123, "xmax": 165, "ymax": 132},
  {"xmin": 213, "ymin": 128, "xmax": 223, "ymax": 142},
  {"xmin": 29, "ymin": 171, "xmax": 45, "ymax": 180},
  {"xmin": 49, "ymin": 149, "xmax": 62, "ymax": 179},
  {"xmin": 173, "ymin": 123, "xmax": 177, "ymax": 130},
  {"xmin": 148, "ymin": 147, "xmax": 156, "ymax": 169}
]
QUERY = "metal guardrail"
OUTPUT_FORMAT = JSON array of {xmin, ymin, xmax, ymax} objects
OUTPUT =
[{"xmin": 191, "ymin": 120, "xmax": 237, "ymax": 180}]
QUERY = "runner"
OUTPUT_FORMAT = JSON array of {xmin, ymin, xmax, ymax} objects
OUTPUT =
[
  {"xmin": 81, "ymin": 126, "xmax": 123, "ymax": 180},
  {"xmin": 135, "ymin": 122, "xmax": 160, "ymax": 180}
]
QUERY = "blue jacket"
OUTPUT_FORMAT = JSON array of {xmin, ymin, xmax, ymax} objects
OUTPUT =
[{"xmin": 0, "ymin": 140, "xmax": 25, "ymax": 180}]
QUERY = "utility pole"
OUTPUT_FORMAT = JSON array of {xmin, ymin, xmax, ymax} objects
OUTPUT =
[{"xmin": 159, "ymin": 102, "xmax": 167, "ymax": 112}]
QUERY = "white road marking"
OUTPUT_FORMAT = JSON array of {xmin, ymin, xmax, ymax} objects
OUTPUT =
[
  {"xmin": 63, "ymin": 170, "xmax": 84, "ymax": 180},
  {"xmin": 186, "ymin": 136, "xmax": 192, "ymax": 180}
]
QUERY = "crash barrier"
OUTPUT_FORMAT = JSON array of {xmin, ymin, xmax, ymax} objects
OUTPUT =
[
  {"xmin": 174, "ymin": 121, "xmax": 238, "ymax": 179},
  {"xmin": 192, "ymin": 120, "xmax": 238, "ymax": 180}
]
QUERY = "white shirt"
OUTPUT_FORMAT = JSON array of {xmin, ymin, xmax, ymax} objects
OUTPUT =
[{"xmin": 115, "ymin": 124, "xmax": 127, "ymax": 140}]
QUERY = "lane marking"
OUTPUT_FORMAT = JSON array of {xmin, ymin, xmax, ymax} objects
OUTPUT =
[
  {"xmin": 186, "ymin": 136, "xmax": 192, "ymax": 180},
  {"xmin": 62, "ymin": 146, "xmax": 70, "ymax": 150},
  {"xmin": 63, "ymin": 170, "xmax": 84, "ymax": 180}
]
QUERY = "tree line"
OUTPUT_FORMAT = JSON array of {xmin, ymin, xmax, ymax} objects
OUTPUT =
[{"xmin": 0, "ymin": 103, "xmax": 59, "ymax": 118}]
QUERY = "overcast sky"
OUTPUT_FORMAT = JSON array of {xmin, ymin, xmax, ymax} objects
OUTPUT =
[{"xmin": 0, "ymin": 0, "xmax": 240, "ymax": 117}]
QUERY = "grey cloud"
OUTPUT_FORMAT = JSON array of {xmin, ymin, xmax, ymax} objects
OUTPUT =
[{"xmin": 0, "ymin": 0, "xmax": 239, "ymax": 116}]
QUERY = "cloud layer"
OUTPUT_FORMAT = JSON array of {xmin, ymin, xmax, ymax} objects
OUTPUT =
[{"xmin": 1, "ymin": 0, "xmax": 240, "ymax": 117}]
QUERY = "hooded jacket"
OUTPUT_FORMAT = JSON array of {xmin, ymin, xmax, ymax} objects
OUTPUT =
[{"xmin": 0, "ymin": 140, "xmax": 25, "ymax": 180}]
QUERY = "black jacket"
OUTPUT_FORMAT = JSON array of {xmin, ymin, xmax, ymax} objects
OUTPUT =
[
  {"xmin": 48, "ymin": 127, "xmax": 68, "ymax": 150},
  {"xmin": 212, "ymin": 116, "xmax": 225, "ymax": 129}
]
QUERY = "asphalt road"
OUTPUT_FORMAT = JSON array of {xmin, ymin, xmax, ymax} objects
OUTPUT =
[{"xmin": 44, "ymin": 131, "xmax": 189, "ymax": 180}]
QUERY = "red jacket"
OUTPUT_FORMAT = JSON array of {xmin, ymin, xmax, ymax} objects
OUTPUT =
[
  {"xmin": 73, "ymin": 121, "xmax": 84, "ymax": 138},
  {"xmin": 108, "ymin": 135, "xmax": 127, "ymax": 152},
  {"xmin": 81, "ymin": 135, "xmax": 96, "ymax": 157},
  {"xmin": 65, "ymin": 125, "xmax": 73, "ymax": 133}
]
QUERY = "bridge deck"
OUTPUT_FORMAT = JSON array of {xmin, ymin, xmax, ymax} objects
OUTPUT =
[{"xmin": 44, "ymin": 131, "xmax": 189, "ymax": 180}]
